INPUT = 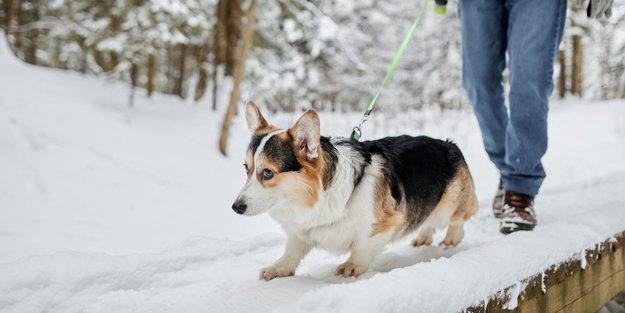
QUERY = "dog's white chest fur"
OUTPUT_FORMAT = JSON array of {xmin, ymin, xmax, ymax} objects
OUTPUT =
[{"xmin": 270, "ymin": 148, "xmax": 384, "ymax": 254}]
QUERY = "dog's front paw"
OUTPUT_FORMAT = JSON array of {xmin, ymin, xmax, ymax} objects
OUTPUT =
[
  {"xmin": 335, "ymin": 262, "xmax": 368, "ymax": 278},
  {"xmin": 439, "ymin": 236, "xmax": 462, "ymax": 248},
  {"xmin": 411, "ymin": 236, "xmax": 433, "ymax": 247},
  {"xmin": 259, "ymin": 265, "xmax": 295, "ymax": 281}
]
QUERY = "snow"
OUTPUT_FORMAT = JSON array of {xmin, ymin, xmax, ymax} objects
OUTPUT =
[
  {"xmin": 504, "ymin": 282, "xmax": 523, "ymax": 310},
  {"xmin": 580, "ymin": 250, "xmax": 588, "ymax": 269},
  {"xmin": 317, "ymin": 16, "xmax": 338, "ymax": 41},
  {"xmin": 2, "ymin": 34, "xmax": 625, "ymax": 312}
]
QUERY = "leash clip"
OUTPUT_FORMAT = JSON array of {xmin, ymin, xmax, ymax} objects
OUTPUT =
[{"xmin": 351, "ymin": 126, "xmax": 362, "ymax": 141}]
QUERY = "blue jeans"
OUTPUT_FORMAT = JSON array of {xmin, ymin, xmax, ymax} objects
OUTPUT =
[{"xmin": 459, "ymin": 0, "xmax": 567, "ymax": 196}]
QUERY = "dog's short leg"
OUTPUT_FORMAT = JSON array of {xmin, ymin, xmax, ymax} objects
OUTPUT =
[
  {"xmin": 440, "ymin": 221, "xmax": 464, "ymax": 247},
  {"xmin": 260, "ymin": 235, "xmax": 311, "ymax": 281},
  {"xmin": 411, "ymin": 226, "xmax": 434, "ymax": 247},
  {"xmin": 336, "ymin": 232, "xmax": 392, "ymax": 278},
  {"xmin": 336, "ymin": 257, "xmax": 369, "ymax": 278}
]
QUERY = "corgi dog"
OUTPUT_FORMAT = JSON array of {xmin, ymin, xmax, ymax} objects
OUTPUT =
[{"xmin": 233, "ymin": 101, "xmax": 479, "ymax": 280}]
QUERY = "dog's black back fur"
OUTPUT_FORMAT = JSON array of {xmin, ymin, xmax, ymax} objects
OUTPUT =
[{"xmin": 362, "ymin": 135, "xmax": 465, "ymax": 230}]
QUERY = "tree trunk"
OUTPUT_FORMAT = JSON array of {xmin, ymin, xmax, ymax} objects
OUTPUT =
[
  {"xmin": 109, "ymin": 51, "xmax": 119, "ymax": 71},
  {"xmin": 212, "ymin": 0, "xmax": 227, "ymax": 110},
  {"xmin": 52, "ymin": 38, "xmax": 62, "ymax": 68},
  {"xmin": 174, "ymin": 44, "xmax": 187, "ymax": 98},
  {"xmin": 214, "ymin": 0, "xmax": 241, "ymax": 76},
  {"xmin": 146, "ymin": 53, "xmax": 156, "ymax": 97},
  {"xmin": 7, "ymin": 0, "xmax": 21, "ymax": 30},
  {"xmin": 225, "ymin": 0, "xmax": 242, "ymax": 75},
  {"xmin": 166, "ymin": 45, "xmax": 175, "ymax": 94},
  {"xmin": 214, "ymin": 0, "xmax": 229, "ymax": 70},
  {"xmin": 92, "ymin": 49, "xmax": 105, "ymax": 70},
  {"xmin": 24, "ymin": 35, "xmax": 36, "ymax": 64},
  {"xmin": 129, "ymin": 63, "xmax": 139, "ymax": 107},
  {"xmin": 212, "ymin": 0, "xmax": 242, "ymax": 111},
  {"xmin": 571, "ymin": 35, "xmax": 583, "ymax": 97},
  {"xmin": 212, "ymin": 65, "xmax": 221, "ymax": 111},
  {"xmin": 24, "ymin": 3, "xmax": 38, "ymax": 65},
  {"xmin": 80, "ymin": 44, "xmax": 88, "ymax": 74},
  {"xmin": 194, "ymin": 41, "xmax": 210, "ymax": 102},
  {"xmin": 621, "ymin": 71, "xmax": 625, "ymax": 98},
  {"xmin": 218, "ymin": 0, "xmax": 257, "ymax": 156},
  {"xmin": 330, "ymin": 92, "xmax": 338, "ymax": 112},
  {"xmin": 557, "ymin": 50, "xmax": 566, "ymax": 99},
  {"xmin": 0, "ymin": 0, "xmax": 6, "ymax": 30},
  {"xmin": 8, "ymin": 0, "xmax": 21, "ymax": 51}
]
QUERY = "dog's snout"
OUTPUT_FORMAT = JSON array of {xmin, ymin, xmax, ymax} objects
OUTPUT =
[{"xmin": 232, "ymin": 199, "xmax": 247, "ymax": 215}]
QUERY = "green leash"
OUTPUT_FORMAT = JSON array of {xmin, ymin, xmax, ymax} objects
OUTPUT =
[{"xmin": 351, "ymin": 0, "xmax": 433, "ymax": 141}]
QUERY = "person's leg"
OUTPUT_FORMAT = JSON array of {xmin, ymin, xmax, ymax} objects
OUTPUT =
[
  {"xmin": 459, "ymin": 0, "xmax": 509, "ymax": 173},
  {"xmin": 504, "ymin": 0, "xmax": 567, "ymax": 196}
]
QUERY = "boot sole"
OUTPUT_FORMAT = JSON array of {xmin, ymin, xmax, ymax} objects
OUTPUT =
[{"xmin": 500, "ymin": 221, "xmax": 536, "ymax": 234}]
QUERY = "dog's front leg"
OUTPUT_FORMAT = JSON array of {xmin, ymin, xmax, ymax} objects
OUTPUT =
[
  {"xmin": 260, "ymin": 235, "xmax": 311, "ymax": 281},
  {"xmin": 336, "ymin": 232, "xmax": 393, "ymax": 278},
  {"xmin": 336, "ymin": 244, "xmax": 376, "ymax": 278}
]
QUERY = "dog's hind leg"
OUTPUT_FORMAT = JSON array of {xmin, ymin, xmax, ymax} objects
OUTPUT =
[{"xmin": 440, "ymin": 165, "xmax": 478, "ymax": 248}]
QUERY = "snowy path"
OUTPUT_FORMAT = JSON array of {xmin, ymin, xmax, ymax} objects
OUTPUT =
[
  {"xmin": 2, "ymin": 173, "xmax": 625, "ymax": 313},
  {"xmin": 2, "ymin": 38, "xmax": 625, "ymax": 312}
]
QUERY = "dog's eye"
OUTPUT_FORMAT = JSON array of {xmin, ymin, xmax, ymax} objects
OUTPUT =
[
  {"xmin": 261, "ymin": 169, "xmax": 274, "ymax": 180},
  {"xmin": 243, "ymin": 164, "xmax": 249, "ymax": 175}
]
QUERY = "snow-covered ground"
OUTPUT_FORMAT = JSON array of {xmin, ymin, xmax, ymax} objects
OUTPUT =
[{"xmin": 2, "ymin": 35, "xmax": 625, "ymax": 312}]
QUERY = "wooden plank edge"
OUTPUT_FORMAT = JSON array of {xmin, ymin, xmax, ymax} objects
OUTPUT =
[{"xmin": 464, "ymin": 230, "xmax": 625, "ymax": 313}]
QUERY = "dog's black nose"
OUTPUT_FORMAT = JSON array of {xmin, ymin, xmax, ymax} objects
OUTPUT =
[{"xmin": 232, "ymin": 199, "xmax": 247, "ymax": 215}]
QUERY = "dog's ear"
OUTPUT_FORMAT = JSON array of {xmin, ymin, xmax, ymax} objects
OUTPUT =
[
  {"xmin": 245, "ymin": 101, "xmax": 269, "ymax": 132},
  {"xmin": 289, "ymin": 109, "xmax": 320, "ymax": 160}
]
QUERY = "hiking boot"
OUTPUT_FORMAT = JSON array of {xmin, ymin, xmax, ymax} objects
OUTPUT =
[
  {"xmin": 492, "ymin": 179, "xmax": 505, "ymax": 218},
  {"xmin": 499, "ymin": 191, "xmax": 537, "ymax": 234}
]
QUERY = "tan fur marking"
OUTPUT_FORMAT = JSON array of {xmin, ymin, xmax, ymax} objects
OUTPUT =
[
  {"xmin": 257, "ymin": 152, "xmax": 321, "ymax": 208},
  {"xmin": 291, "ymin": 159, "xmax": 322, "ymax": 208},
  {"xmin": 417, "ymin": 164, "xmax": 479, "ymax": 232},
  {"xmin": 317, "ymin": 150, "xmax": 333, "ymax": 190},
  {"xmin": 450, "ymin": 165, "xmax": 479, "ymax": 221},
  {"xmin": 259, "ymin": 124, "xmax": 279, "ymax": 134},
  {"xmin": 285, "ymin": 130, "xmax": 327, "ymax": 207},
  {"xmin": 245, "ymin": 150, "xmax": 254, "ymax": 179},
  {"xmin": 254, "ymin": 125, "xmax": 279, "ymax": 137},
  {"xmin": 371, "ymin": 176, "xmax": 405, "ymax": 236},
  {"xmin": 255, "ymin": 155, "xmax": 282, "ymax": 186},
  {"xmin": 414, "ymin": 186, "xmax": 455, "ymax": 236},
  {"xmin": 433, "ymin": 169, "xmax": 463, "ymax": 222}
]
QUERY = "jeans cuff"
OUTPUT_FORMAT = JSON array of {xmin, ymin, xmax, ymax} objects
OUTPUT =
[{"xmin": 502, "ymin": 175, "xmax": 543, "ymax": 196}]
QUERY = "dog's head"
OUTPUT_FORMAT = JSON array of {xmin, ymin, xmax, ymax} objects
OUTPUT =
[{"xmin": 232, "ymin": 101, "xmax": 324, "ymax": 216}]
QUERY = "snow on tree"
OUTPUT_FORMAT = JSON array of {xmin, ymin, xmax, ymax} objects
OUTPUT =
[{"xmin": 1, "ymin": 0, "xmax": 623, "ymax": 110}]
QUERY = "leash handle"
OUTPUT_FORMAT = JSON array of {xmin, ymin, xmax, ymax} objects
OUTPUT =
[{"xmin": 351, "ymin": 0, "xmax": 432, "ymax": 141}]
